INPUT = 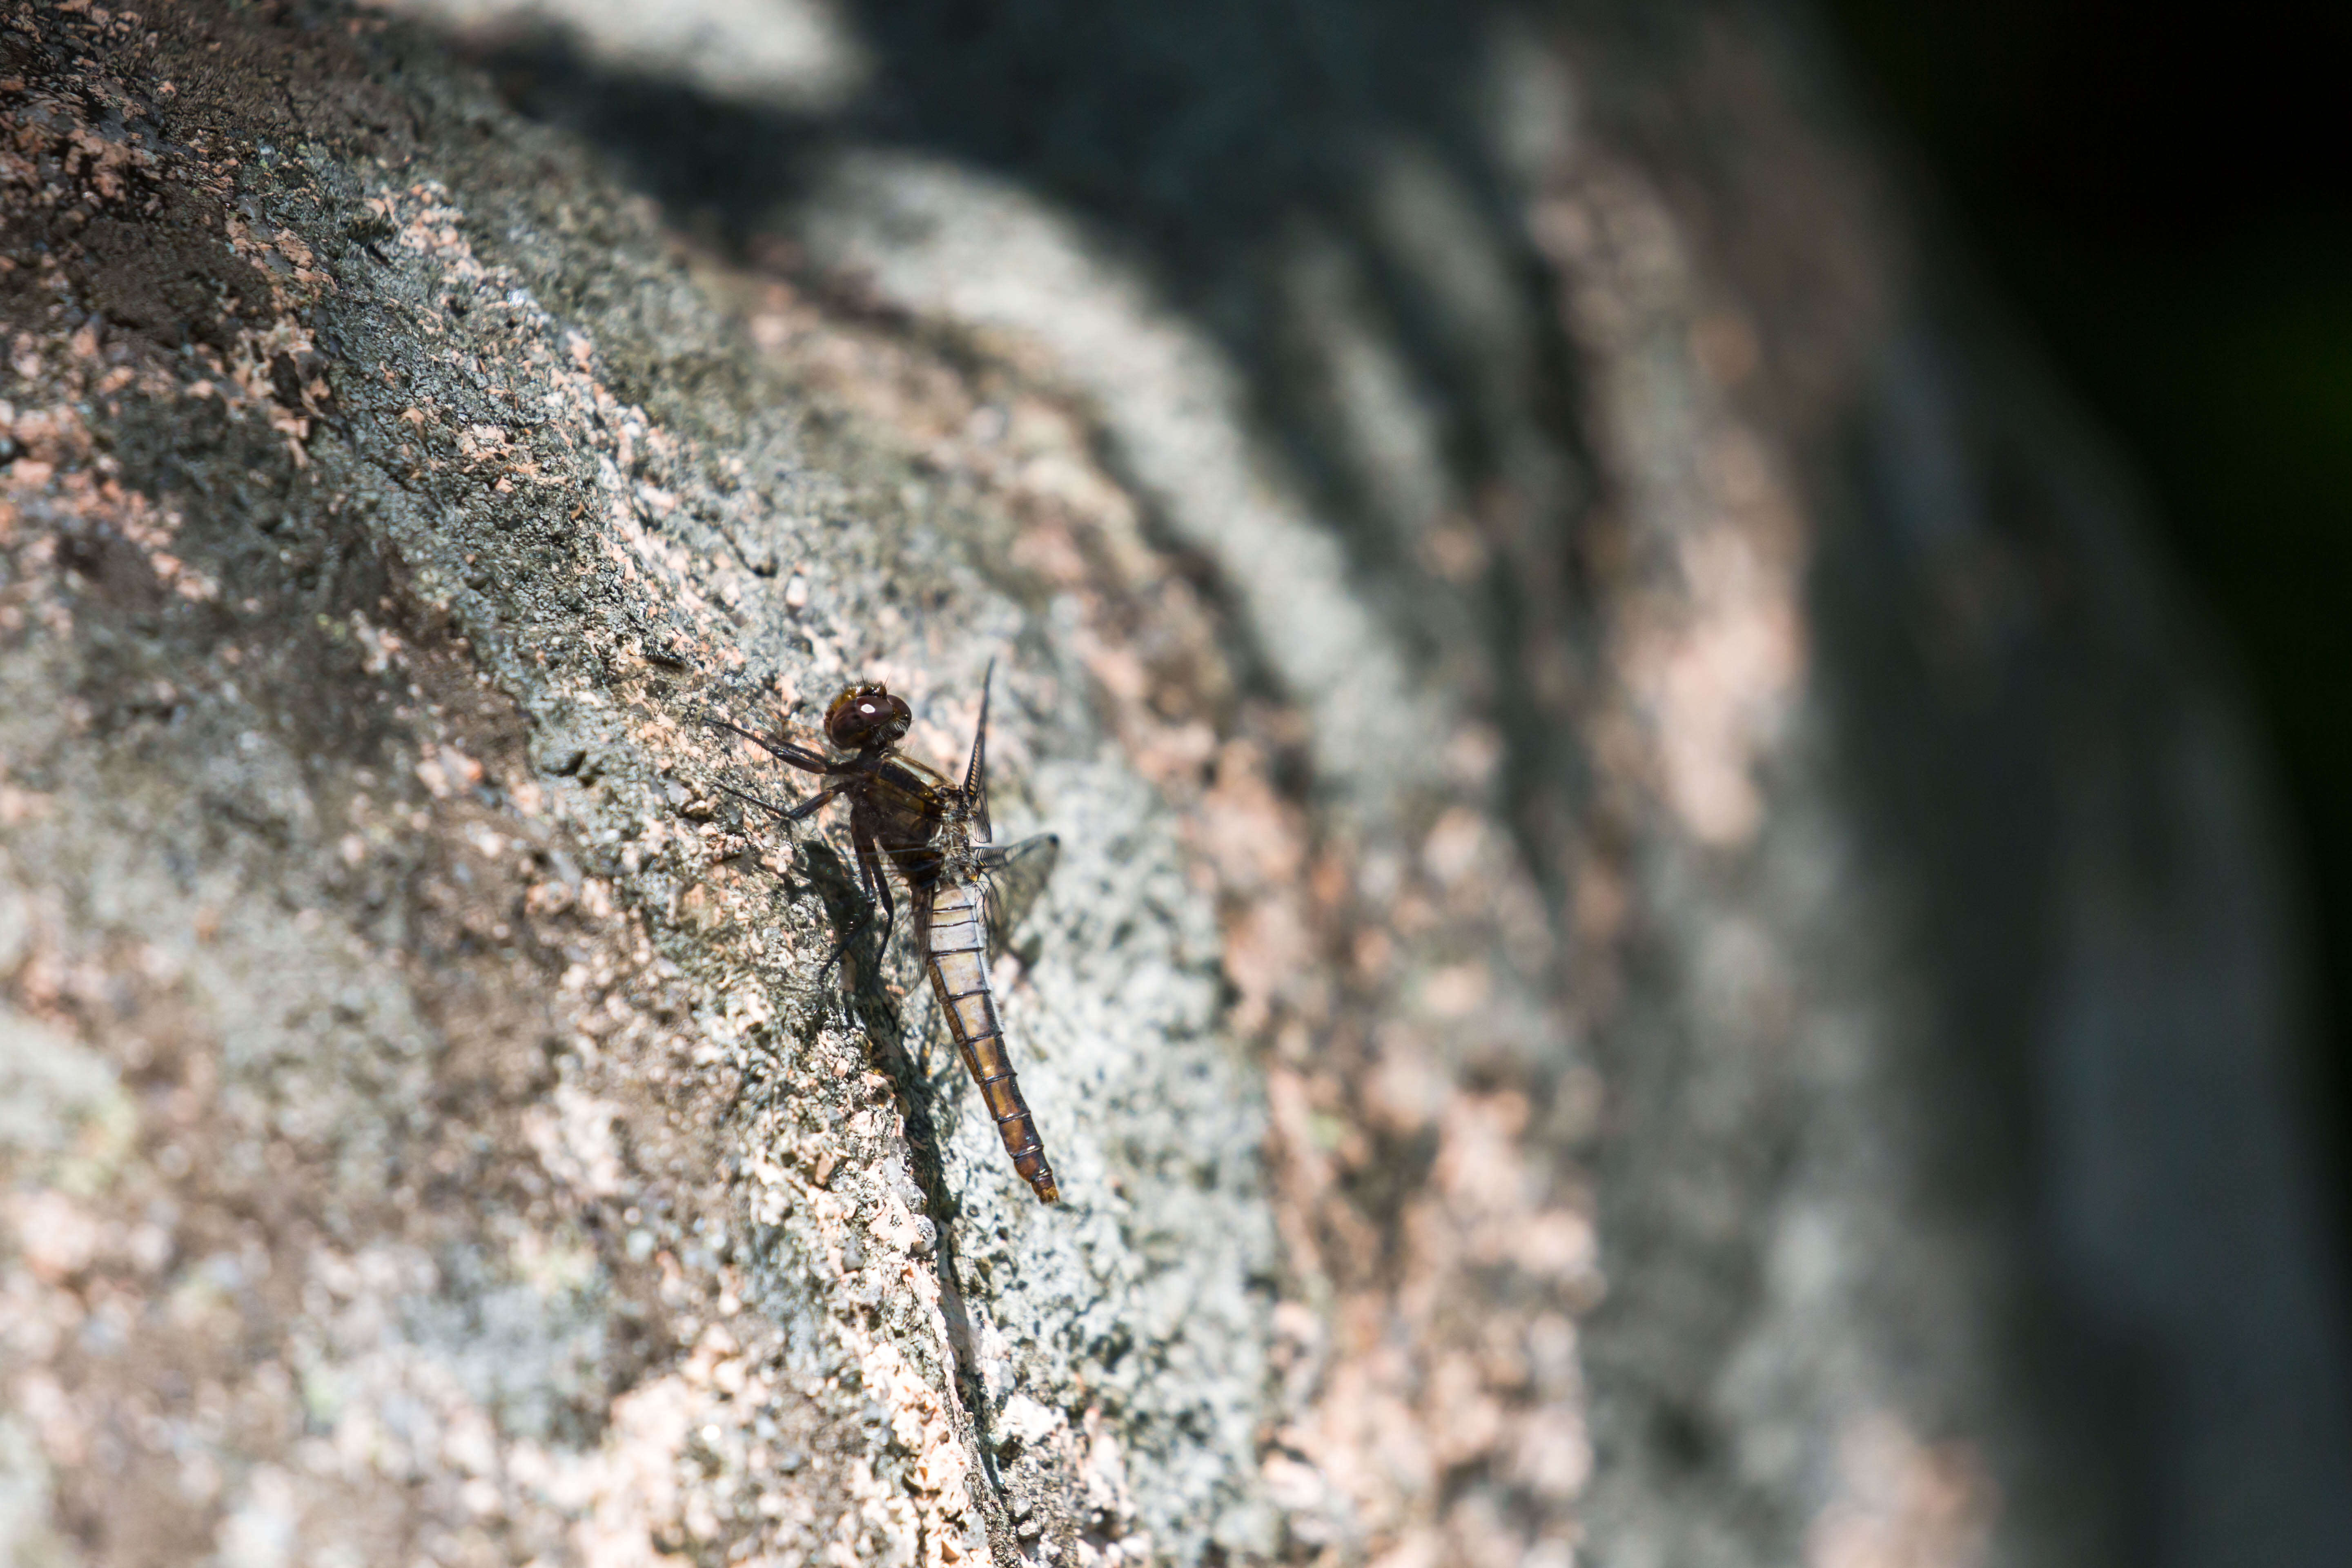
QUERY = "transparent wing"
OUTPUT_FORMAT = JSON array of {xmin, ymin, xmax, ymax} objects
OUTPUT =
[
  {"xmin": 963, "ymin": 659, "xmax": 993, "ymax": 846},
  {"xmin": 977, "ymin": 833, "xmax": 1061, "ymax": 961}
]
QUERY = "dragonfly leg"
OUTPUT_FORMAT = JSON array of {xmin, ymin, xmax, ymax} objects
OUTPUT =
[
  {"xmin": 855, "ymin": 822, "xmax": 896, "ymax": 960},
  {"xmin": 817, "ymin": 821, "xmax": 896, "ymax": 982},
  {"xmin": 704, "ymin": 713, "xmax": 833, "ymax": 775},
  {"xmin": 713, "ymin": 778, "xmax": 847, "ymax": 826},
  {"xmin": 784, "ymin": 784, "xmax": 849, "ymax": 822}
]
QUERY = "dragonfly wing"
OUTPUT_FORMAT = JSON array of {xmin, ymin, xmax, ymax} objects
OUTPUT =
[
  {"xmin": 977, "ymin": 833, "xmax": 1061, "ymax": 960},
  {"xmin": 911, "ymin": 876, "xmax": 935, "ymax": 959},
  {"xmin": 963, "ymin": 659, "xmax": 993, "ymax": 846}
]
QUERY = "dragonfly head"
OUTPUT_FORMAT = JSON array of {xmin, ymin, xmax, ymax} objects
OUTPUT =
[{"xmin": 824, "ymin": 683, "xmax": 912, "ymax": 751}]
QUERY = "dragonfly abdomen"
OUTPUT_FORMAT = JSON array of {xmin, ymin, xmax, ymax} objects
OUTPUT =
[{"xmin": 926, "ymin": 878, "xmax": 1060, "ymax": 1204}]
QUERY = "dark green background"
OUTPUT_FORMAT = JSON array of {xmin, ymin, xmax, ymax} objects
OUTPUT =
[{"xmin": 1821, "ymin": 1, "xmax": 2352, "ymax": 1232}]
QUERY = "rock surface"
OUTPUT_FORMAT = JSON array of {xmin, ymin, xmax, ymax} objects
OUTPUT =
[{"xmin": 3, "ymin": 3, "xmax": 2348, "ymax": 1567}]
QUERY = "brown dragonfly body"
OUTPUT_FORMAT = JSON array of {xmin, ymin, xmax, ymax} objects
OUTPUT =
[{"xmin": 710, "ymin": 670, "xmax": 1062, "ymax": 1204}]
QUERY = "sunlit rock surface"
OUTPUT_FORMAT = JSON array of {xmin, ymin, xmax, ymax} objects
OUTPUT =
[{"xmin": 4, "ymin": 2, "xmax": 2348, "ymax": 1566}]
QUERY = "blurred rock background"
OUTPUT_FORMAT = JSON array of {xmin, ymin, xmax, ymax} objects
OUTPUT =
[
  {"xmin": 1824, "ymin": 0, "xmax": 2352, "ymax": 1303},
  {"xmin": 2, "ymin": 2, "xmax": 2347, "ymax": 1566}
]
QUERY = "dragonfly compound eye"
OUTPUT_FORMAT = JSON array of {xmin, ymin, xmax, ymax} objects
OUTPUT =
[{"xmin": 824, "ymin": 684, "xmax": 913, "ymax": 749}]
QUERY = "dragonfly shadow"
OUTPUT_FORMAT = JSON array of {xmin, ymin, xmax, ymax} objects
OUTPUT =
[
  {"xmin": 790, "ymin": 839, "xmax": 893, "ymax": 993},
  {"xmin": 789, "ymin": 838, "xmax": 1004, "ymax": 1486},
  {"xmin": 788, "ymin": 841, "xmax": 950, "ymax": 1152}
]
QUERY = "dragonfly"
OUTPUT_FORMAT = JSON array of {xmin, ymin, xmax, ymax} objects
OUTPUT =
[{"xmin": 707, "ymin": 666, "xmax": 1064, "ymax": 1204}]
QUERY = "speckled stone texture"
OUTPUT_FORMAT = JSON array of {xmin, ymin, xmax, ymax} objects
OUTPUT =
[
  {"xmin": 6, "ymin": 3, "xmax": 2351, "ymax": 1568},
  {"xmin": 0, "ymin": 6, "xmax": 1268, "ymax": 1564}
]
